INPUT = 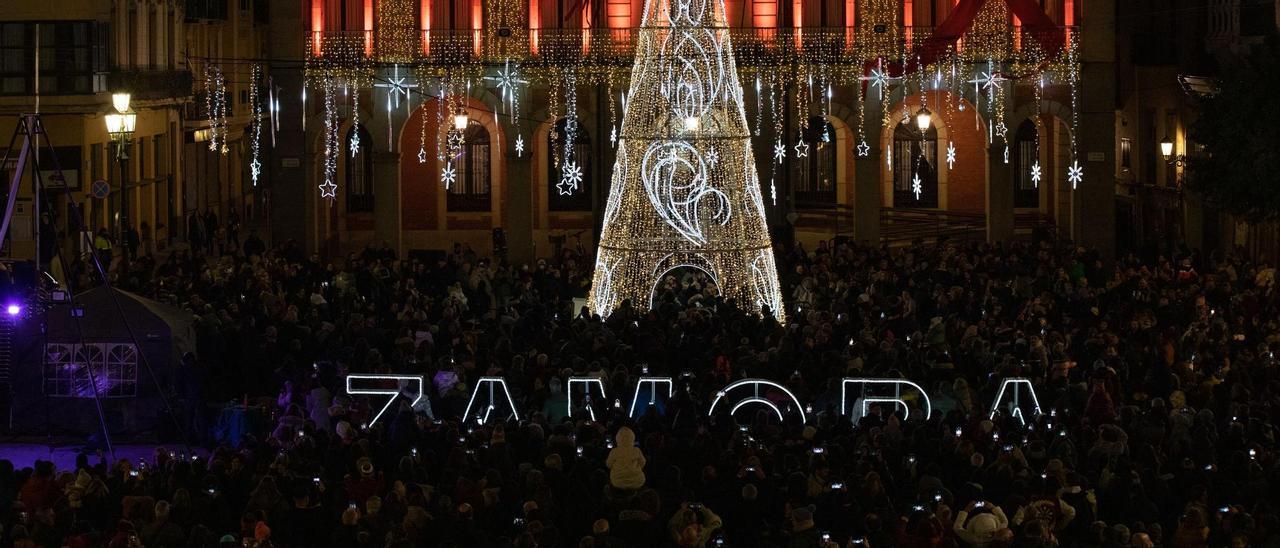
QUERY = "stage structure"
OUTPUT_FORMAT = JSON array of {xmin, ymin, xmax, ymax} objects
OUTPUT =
[{"xmin": 587, "ymin": 0, "xmax": 785, "ymax": 320}]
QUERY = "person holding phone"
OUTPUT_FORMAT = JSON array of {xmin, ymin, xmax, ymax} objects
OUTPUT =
[{"xmin": 954, "ymin": 500, "xmax": 1010, "ymax": 547}]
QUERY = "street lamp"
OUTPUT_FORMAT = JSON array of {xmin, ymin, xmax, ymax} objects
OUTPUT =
[
  {"xmin": 452, "ymin": 109, "xmax": 470, "ymax": 131},
  {"xmin": 1160, "ymin": 135, "xmax": 1186, "ymax": 167},
  {"xmin": 105, "ymin": 92, "xmax": 136, "ymax": 250},
  {"xmin": 915, "ymin": 106, "xmax": 933, "ymax": 132}
]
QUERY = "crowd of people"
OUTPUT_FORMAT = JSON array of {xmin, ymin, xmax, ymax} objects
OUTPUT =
[{"xmin": 4, "ymin": 229, "xmax": 1280, "ymax": 548}]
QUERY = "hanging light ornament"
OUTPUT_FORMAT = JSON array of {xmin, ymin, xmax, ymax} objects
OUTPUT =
[
  {"xmin": 319, "ymin": 79, "xmax": 339, "ymax": 199},
  {"xmin": 249, "ymin": 64, "xmax": 263, "ymax": 185}
]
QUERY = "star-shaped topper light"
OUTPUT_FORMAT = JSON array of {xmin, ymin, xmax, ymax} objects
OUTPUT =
[
  {"xmin": 559, "ymin": 161, "xmax": 583, "ymax": 195},
  {"xmin": 1030, "ymin": 161, "xmax": 1042, "ymax": 187},
  {"xmin": 773, "ymin": 140, "xmax": 786, "ymax": 163},
  {"xmin": 912, "ymin": 173, "xmax": 923, "ymax": 200},
  {"xmin": 515, "ymin": 134, "xmax": 525, "ymax": 157},
  {"xmin": 319, "ymin": 181, "xmax": 337, "ymax": 199},
  {"xmin": 794, "ymin": 139, "xmax": 809, "ymax": 158},
  {"xmin": 441, "ymin": 162, "xmax": 457, "ymax": 189},
  {"xmin": 1067, "ymin": 160, "xmax": 1084, "ymax": 189},
  {"xmin": 857, "ymin": 139, "xmax": 870, "ymax": 157},
  {"xmin": 946, "ymin": 141, "xmax": 957, "ymax": 169},
  {"xmin": 374, "ymin": 64, "xmax": 417, "ymax": 110}
]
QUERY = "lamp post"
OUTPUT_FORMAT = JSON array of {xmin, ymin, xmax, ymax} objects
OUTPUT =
[
  {"xmin": 105, "ymin": 92, "xmax": 136, "ymax": 254},
  {"xmin": 1160, "ymin": 135, "xmax": 1186, "ymax": 167}
]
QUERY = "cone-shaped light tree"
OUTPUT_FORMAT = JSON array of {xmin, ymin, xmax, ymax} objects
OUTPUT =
[{"xmin": 588, "ymin": 0, "xmax": 785, "ymax": 320}]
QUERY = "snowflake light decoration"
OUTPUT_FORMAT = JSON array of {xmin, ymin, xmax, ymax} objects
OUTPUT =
[
  {"xmin": 912, "ymin": 173, "xmax": 923, "ymax": 200},
  {"xmin": 1067, "ymin": 160, "xmax": 1084, "ymax": 189},
  {"xmin": 559, "ymin": 161, "xmax": 583, "ymax": 195},
  {"xmin": 946, "ymin": 141, "xmax": 956, "ymax": 169},
  {"xmin": 706, "ymin": 146, "xmax": 719, "ymax": 167},
  {"xmin": 794, "ymin": 139, "xmax": 809, "ymax": 158},
  {"xmin": 441, "ymin": 162, "xmax": 457, "ymax": 189},
  {"xmin": 349, "ymin": 130, "xmax": 361, "ymax": 156},
  {"xmin": 515, "ymin": 134, "xmax": 525, "ymax": 157},
  {"xmin": 857, "ymin": 140, "xmax": 870, "ymax": 157},
  {"xmin": 1030, "ymin": 161, "xmax": 1042, "ymax": 187},
  {"xmin": 610, "ymin": 125, "xmax": 618, "ymax": 147},
  {"xmin": 773, "ymin": 140, "xmax": 786, "ymax": 163}
]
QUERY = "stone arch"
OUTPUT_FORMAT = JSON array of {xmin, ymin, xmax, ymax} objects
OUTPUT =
[
  {"xmin": 880, "ymin": 92, "xmax": 989, "ymax": 211},
  {"xmin": 1006, "ymin": 100, "xmax": 1074, "ymax": 222},
  {"xmin": 396, "ymin": 96, "xmax": 507, "ymax": 248}
]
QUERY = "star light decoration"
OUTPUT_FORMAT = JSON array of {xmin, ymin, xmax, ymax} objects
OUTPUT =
[
  {"xmin": 912, "ymin": 173, "xmax": 923, "ymax": 200},
  {"xmin": 857, "ymin": 140, "xmax": 870, "ymax": 157},
  {"xmin": 794, "ymin": 139, "xmax": 809, "ymax": 158},
  {"xmin": 483, "ymin": 58, "xmax": 527, "ymax": 117},
  {"xmin": 773, "ymin": 140, "xmax": 786, "ymax": 163},
  {"xmin": 1067, "ymin": 160, "xmax": 1084, "ymax": 189},
  {"xmin": 859, "ymin": 61, "xmax": 897, "ymax": 100},
  {"xmin": 417, "ymin": 147, "xmax": 427, "ymax": 163},
  {"xmin": 441, "ymin": 162, "xmax": 457, "ymax": 189},
  {"xmin": 249, "ymin": 158, "xmax": 262, "ymax": 182},
  {"xmin": 558, "ymin": 161, "xmax": 583, "ymax": 195},
  {"xmin": 1030, "ymin": 161, "xmax": 1042, "ymax": 187},
  {"xmin": 946, "ymin": 142, "xmax": 956, "ymax": 169},
  {"xmin": 374, "ymin": 64, "xmax": 417, "ymax": 110}
]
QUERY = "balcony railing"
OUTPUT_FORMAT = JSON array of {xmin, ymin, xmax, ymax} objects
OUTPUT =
[{"xmin": 306, "ymin": 25, "xmax": 1077, "ymax": 71}]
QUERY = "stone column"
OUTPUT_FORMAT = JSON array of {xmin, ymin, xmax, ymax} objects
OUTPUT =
[
  {"xmin": 1077, "ymin": 0, "xmax": 1117, "ymax": 259},
  {"xmin": 987, "ymin": 143, "xmax": 1014, "ymax": 243},
  {"xmin": 505, "ymin": 154, "xmax": 534, "ymax": 265},
  {"xmin": 855, "ymin": 122, "xmax": 885, "ymax": 244},
  {"xmin": 372, "ymin": 152, "xmax": 402, "ymax": 255}
]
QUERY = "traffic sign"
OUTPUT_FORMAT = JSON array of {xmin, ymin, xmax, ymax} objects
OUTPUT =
[{"xmin": 90, "ymin": 179, "xmax": 110, "ymax": 200}]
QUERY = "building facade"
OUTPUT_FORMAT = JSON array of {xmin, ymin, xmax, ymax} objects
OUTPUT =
[
  {"xmin": 0, "ymin": 0, "xmax": 268, "ymax": 264},
  {"xmin": 261, "ymin": 0, "xmax": 1117, "ymax": 265}
]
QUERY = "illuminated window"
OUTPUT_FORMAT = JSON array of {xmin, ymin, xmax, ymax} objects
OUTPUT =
[{"xmin": 43, "ymin": 343, "xmax": 138, "ymax": 398}]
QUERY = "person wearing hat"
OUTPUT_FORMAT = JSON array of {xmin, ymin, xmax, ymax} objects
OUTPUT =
[
  {"xmin": 345, "ymin": 457, "xmax": 384, "ymax": 506},
  {"xmin": 954, "ymin": 500, "xmax": 1010, "ymax": 547}
]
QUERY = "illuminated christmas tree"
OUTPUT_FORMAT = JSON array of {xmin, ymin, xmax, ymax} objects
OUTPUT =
[{"xmin": 588, "ymin": 0, "xmax": 784, "ymax": 320}]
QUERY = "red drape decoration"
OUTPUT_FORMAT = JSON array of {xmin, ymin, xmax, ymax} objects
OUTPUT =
[{"xmin": 862, "ymin": 0, "xmax": 1066, "ymax": 85}]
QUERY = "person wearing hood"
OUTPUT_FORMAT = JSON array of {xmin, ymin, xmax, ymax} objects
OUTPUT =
[{"xmin": 606, "ymin": 427, "xmax": 647, "ymax": 491}]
